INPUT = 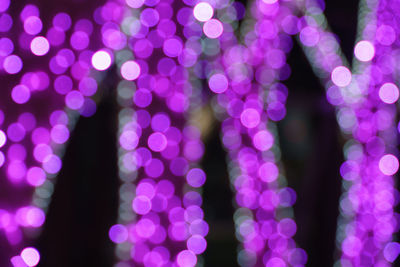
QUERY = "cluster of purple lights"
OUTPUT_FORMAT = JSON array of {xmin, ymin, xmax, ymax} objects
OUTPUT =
[{"xmin": 0, "ymin": 0, "xmax": 399, "ymax": 266}]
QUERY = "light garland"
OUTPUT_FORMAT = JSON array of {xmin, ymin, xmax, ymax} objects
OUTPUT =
[
  {"xmin": 108, "ymin": 1, "xmax": 209, "ymax": 266},
  {"xmin": 0, "ymin": 0, "xmax": 126, "ymax": 265},
  {"xmin": 293, "ymin": 0, "xmax": 400, "ymax": 265},
  {"xmin": 0, "ymin": 0, "xmax": 399, "ymax": 266}
]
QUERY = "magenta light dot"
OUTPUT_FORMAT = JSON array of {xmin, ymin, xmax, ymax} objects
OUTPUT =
[
  {"xmin": 47, "ymin": 27, "xmax": 65, "ymax": 46},
  {"xmin": 354, "ymin": 40, "xmax": 375, "ymax": 62},
  {"xmin": 331, "ymin": 66, "xmax": 352, "ymax": 87},
  {"xmin": 240, "ymin": 108, "xmax": 260, "ymax": 128},
  {"xmin": 203, "ymin": 19, "xmax": 223, "ymax": 39},
  {"xmin": 134, "ymin": 88, "xmax": 153, "ymax": 108},
  {"xmin": 299, "ymin": 26, "xmax": 319, "ymax": 47},
  {"xmin": 20, "ymin": 247, "xmax": 40, "ymax": 266},
  {"xmin": 266, "ymin": 257, "xmax": 286, "ymax": 267},
  {"xmin": 177, "ymin": 250, "xmax": 197, "ymax": 267},
  {"xmin": 156, "ymin": 180, "xmax": 174, "ymax": 198},
  {"xmin": 151, "ymin": 113, "xmax": 170, "ymax": 132},
  {"xmin": 376, "ymin": 25, "xmax": 396, "ymax": 46},
  {"xmin": 0, "ymin": 0, "xmax": 10, "ymax": 12},
  {"xmin": 253, "ymin": 130, "xmax": 274, "ymax": 151},
  {"xmin": 7, "ymin": 123, "xmax": 26, "ymax": 142},
  {"xmin": 0, "ymin": 130, "xmax": 6, "ymax": 147},
  {"xmin": 208, "ymin": 73, "xmax": 228, "ymax": 93},
  {"xmin": 384, "ymin": 242, "xmax": 400, "ymax": 263},
  {"xmin": 170, "ymin": 157, "xmax": 189, "ymax": 176},
  {"xmin": 30, "ymin": 36, "xmax": 49, "ymax": 56},
  {"xmin": 379, "ymin": 83, "xmax": 399, "ymax": 104},
  {"xmin": 65, "ymin": 91, "xmax": 84, "ymax": 110},
  {"xmin": 70, "ymin": 31, "xmax": 89, "ymax": 50},
  {"xmin": 34, "ymin": 144, "xmax": 52, "ymax": 162},
  {"xmin": 32, "ymin": 127, "xmax": 50, "ymax": 144},
  {"xmin": 109, "ymin": 224, "xmax": 128, "ymax": 243},
  {"xmin": 21, "ymin": 4, "xmax": 39, "ymax": 22},
  {"xmin": 259, "ymin": 162, "xmax": 279, "ymax": 182},
  {"xmin": 56, "ymin": 49, "xmax": 75, "ymax": 68},
  {"xmin": 53, "ymin": 12, "xmax": 71, "ymax": 31},
  {"xmin": 342, "ymin": 236, "xmax": 362, "ymax": 257},
  {"xmin": 277, "ymin": 218, "xmax": 297, "ymax": 238},
  {"xmin": 262, "ymin": 0, "xmax": 278, "ymax": 3},
  {"xmin": 42, "ymin": 154, "xmax": 62, "ymax": 174},
  {"xmin": 24, "ymin": 16, "xmax": 42, "ymax": 35},
  {"xmin": 3, "ymin": 54, "xmax": 23, "ymax": 74},
  {"xmin": 148, "ymin": 132, "xmax": 168, "ymax": 152},
  {"xmin": 140, "ymin": 8, "xmax": 160, "ymax": 27},
  {"xmin": 22, "ymin": 206, "xmax": 44, "ymax": 227},
  {"xmin": 186, "ymin": 168, "xmax": 206, "ymax": 188},
  {"xmin": 51, "ymin": 125, "xmax": 69, "ymax": 144},
  {"xmin": 11, "ymin": 84, "xmax": 30, "ymax": 104},
  {"xmin": 136, "ymin": 182, "xmax": 155, "ymax": 199},
  {"xmin": 8, "ymin": 160, "xmax": 27, "ymax": 182},
  {"xmin": 19, "ymin": 113, "xmax": 36, "ymax": 131},
  {"xmin": 79, "ymin": 77, "xmax": 97, "ymax": 96},
  {"xmin": 121, "ymin": 60, "xmax": 141, "ymax": 81},
  {"xmin": 193, "ymin": 2, "xmax": 213, "ymax": 22},
  {"xmin": 126, "ymin": 0, "xmax": 145, "ymax": 8},
  {"xmin": 0, "ymin": 151, "xmax": 4, "ymax": 167},
  {"xmin": 0, "ymin": 13, "xmax": 12, "ymax": 32},
  {"xmin": 163, "ymin": 38, "xmax": 183, "ymax": 57},
  {"xmin": 8, "ymin": 144, "xmax": 27, "ymax": 161},
  {"xmin": 26, "ymin": 167, "xmax": 46, "ymax": 186},
  {"xmin": 119, "ymin": 130, "xmax": 139, "ymax": 150},
  {"xmin": 379, "ymin": 154, "xmax": 399, "ymax": 176},
  {"xmin": 0, "ymin": 37, "xmax": 13, "ymax": 56},
  {"xmin": 133, "ymin": 195, "xmax": 152, "ymax": 215},
  {"xmin": 74, "ymin": 19, "xmax": 93, "ymax": 34},
  {"xmin": 145, "ymin": 158, "xmax": 164, "ymax": 178},
  {"xmin": 187, "ymin": 235, "xmax": 207, "ymax": 254},
  {"xmin": 91, "ymin": 50, "xmax": 112, "ymax": 71},
  {"xmin": 136, "ymin": 218, "xmax": 156, "ymax": 238},
  {"xmin": 54, "ymin": 75, "xmax": 73, "ymax": 95}
]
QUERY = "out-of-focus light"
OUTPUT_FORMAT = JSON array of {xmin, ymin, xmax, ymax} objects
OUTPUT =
[
  {"xmin": 126, "ymin": 0, "xmax": 144, "ymax": 8},
  {"xmin": 11, "ymin": 84, "xmax": 30, "ymax": 104},
  {"xmin": 177, "ymin": 250, "xmax": 197, "ymax": 267},
  {"xmin": 331, "ymin": 66, "xmax": 352, "ymax": 87},
  {"xmin": 208, "ymin": 73, "xmax": 228, "ymax": 93},
  {"xmin": 30, "ymin": 36, "xmax": 50, "ymax": 56},
  {"xmin": 203, "ymin": 19, "xmax": 223, "ymax": 39},
  {"xmin": 384, "ymin": 242, "xmax": 400, "ymax": 262},
  {"xmin": 354, "ymin": 40, "xmax": 375, "ymax": 62},
  {"xmin": 0, "ymin": 130, "xmax": 6, "ymax": 147},
  {"xmin": 3, "ymin": 55, "xmax": 23, "ymax": 74},
  {"xmin": 193, "ymin": 2, "xmax": 213, "ymax": 22},
  {"xmin": 20, "ymin": 247, "xmax": 40, "ymax": 266},
  {"xmin": 109, "ymin": 224, "xmax": 128, "ymax": 243},
  {"xmin": 24, "ymin": 16, "xmax": 43, "ymax": 35},
  {"xmin": 240, "ymin": 108, "xmax": 260, "ymax": 128},
  {"xmin": 379, "ymin": 83, "xmax": 399, "ymax": 104},
  {"xmin": 91, "ymin": 50, "xmax": 112, "ymax": 71},
  {"xmin": 120, "ymin": 60, "xmax": 140, "ymax": 80},
  {"xmin": 379, "ymin": 154, "xmax": 399, "ymax": 176}
]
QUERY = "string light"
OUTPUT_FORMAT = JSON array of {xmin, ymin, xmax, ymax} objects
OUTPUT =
[{"xmin": 0, "ymin": 0, "xmax": 399, "ymax": 266}]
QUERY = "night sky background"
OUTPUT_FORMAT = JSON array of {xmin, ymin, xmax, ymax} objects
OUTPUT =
[{"xmin": 29, "ymin": 0, "xmax": 400, "ymax": 266}]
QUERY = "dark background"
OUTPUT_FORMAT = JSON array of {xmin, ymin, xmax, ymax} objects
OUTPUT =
[{"xmin": 34, "ymin": 0, "xmax": 400, "ymax": 266}]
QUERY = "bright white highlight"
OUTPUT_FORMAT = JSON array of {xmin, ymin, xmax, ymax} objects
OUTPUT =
[
  {"xmin": 121, "ymin": 60, "xmax": 141, "ymax": 80},
  {"xmin": 91, "ymin": 50, "xmax": 112, "ymax": 71},
  {"xmin": 331, "ymin": 66, "xmax": 352, "ymax": 87},
  {"xmin": 193, "ymin": 2, "xmax": 213, "ymax": 22},
  {"xmin": 354, "ymin": 40, "xmax": 375, "ymax": 62}
]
